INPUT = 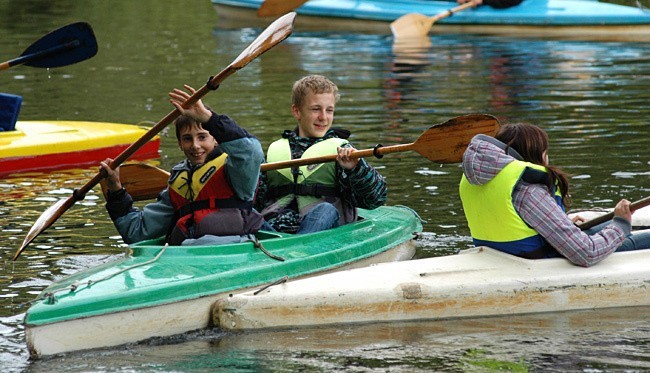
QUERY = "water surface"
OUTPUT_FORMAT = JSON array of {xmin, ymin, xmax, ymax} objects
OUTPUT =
[{"xmin": 1, "ymin": 1, "xmax": 649, "ymax": 371}]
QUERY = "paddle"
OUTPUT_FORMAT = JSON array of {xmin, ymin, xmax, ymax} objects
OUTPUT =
[
  {"xmin": 104, "ymin": 114, "xmax": 500, "ymax": 201},
  {"xmin": 579, "ymin": 196, "xmax": 650, "ymax": 230},
  {"xmin": 257, "ymin": 0, "xmax": 308, "ymax": 17},
  {"xmin": 13, "ymin": 12, "xmax": 297, "ymax": 261},
  {"xmin": 263, "ymin": 113, "xmax": 499, "ymax": 169},
  {"xmin": 390, "ymin": 1, "xmax": 480, "ymax": 39},
  {"xmin": 100, "ymin": 163, "xmax": 170, "ymax": 202},
  {"xmin": 0, "ymin": 22, "xmax": 98, "ymax": 72}
]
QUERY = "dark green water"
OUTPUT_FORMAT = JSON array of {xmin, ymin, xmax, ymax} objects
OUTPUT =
[{"xmin": 1, "ymin": 1, "xmax": 649, "ymax": 371}]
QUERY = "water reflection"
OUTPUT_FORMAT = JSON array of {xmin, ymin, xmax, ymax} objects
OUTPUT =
[
  {"xmin": 1, "ymin": 2, "xmax": 650, "ymax": 370},
  {"xmin": 18, "ymin": 307, "xmax": 650, "ymax": 372}
]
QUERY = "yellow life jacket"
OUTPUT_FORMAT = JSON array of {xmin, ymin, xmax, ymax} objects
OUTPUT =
[{"xmin": 460, "ymin": 159, "xmax": 562, "ymax": 258}]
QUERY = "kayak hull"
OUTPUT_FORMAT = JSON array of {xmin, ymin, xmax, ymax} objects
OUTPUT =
[
  {"xmin": 213, "ymin": 244, "xmax": 650, "ymax": 330},
  {"xmin": 0, "ymin": 121, "xmax": 160, "ymax": 176},
  {"xmin": 212, "ymin": 0, "xmax": 650, "ymax": 41},
  {"xmin": 24, "ymin": 206, "xmax": 421, "ymax": 358}
]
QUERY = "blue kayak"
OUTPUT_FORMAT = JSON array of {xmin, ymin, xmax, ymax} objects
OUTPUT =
[{"xmin": 212, "ymin": 0, "xmax": 650, "ymax": 41}]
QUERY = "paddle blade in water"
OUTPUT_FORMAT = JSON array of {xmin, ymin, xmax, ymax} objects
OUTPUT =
[
  {"xmin": 390, "ymin": 2, "xmax": 479, "ymax": 40},
  {"xmin": 413, "ymin": 114, "xmax": 500, "ymax": 163},
  {"xmin": 390, "ymin": 13, "xmax": 434, "ymax": 39}
]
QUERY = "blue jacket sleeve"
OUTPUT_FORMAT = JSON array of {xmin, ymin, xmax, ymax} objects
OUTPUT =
[
  {"xmin": 202, "ymin": 112, "xmax": 264, "ymax": 202},
  {"xmin": 106, "ymin": 187, "xmax": 176, "ymax": 244}
]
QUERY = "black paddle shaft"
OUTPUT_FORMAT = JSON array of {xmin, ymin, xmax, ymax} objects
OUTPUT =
[{"xmin": 1, "ymin": 22, "xmax": 97, "ymax": 70}]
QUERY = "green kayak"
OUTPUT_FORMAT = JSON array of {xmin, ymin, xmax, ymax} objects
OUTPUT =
[{"xmin": 24, "ymin": 205, "xmax": 422, "ymax": 358}]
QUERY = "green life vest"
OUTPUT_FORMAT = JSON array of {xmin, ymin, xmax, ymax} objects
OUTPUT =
[{"xmin": 266, "ymin": 137, "xmax": 348, "ymax": 213}]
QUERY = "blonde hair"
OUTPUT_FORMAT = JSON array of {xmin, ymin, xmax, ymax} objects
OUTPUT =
[{"xmin": 291, "ymin": 75, "xmax": 340, "ymax": 108}]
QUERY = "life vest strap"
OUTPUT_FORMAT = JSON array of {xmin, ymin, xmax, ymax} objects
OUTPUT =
[
  {"xmin": 473, "ymin": 238, "xmax": 558, "ymax": 259},
  {"xmin": 518, "ymin": 244, "xmax": 557, "ymax": 259},
  {"xmin": 521, "ymin": 167, "xmax": 548, "ymax": 184},
  {"xmin": 177, "ymin": 198, "xmax": 253, "ymax": 218},
  {"xmin": 266, "ymin": 183, "xmax": 338, "ymax": 200}
]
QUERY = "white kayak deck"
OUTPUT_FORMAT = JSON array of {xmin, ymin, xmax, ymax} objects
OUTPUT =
[{"xmin": 214, "ymin": 245, "xmax": 650, "ymax": 330}]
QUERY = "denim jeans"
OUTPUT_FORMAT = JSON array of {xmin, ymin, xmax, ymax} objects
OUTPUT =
[
  {"xmin": 297, "ymin": 203, "xmax": 340, "ymax": 234},
  {"xmin": 585, "ymin": 221, "xmax": 650, "ymax": 252}
]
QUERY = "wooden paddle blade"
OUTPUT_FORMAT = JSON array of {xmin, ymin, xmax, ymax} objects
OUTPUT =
[
  {"xmin": 230, "ymin": 12, "xmax": 296, "ymax": 69},
  {"xmin": 0, "ymin": 22, "xmax": 98, "ymax": 71},
  {"xmin": 390, "ymin": 2, "xmax": 478, "ymax": 40},
  {"xmin": 390, "ymin": 13, "xmax": 435, "ymax": 39},
  {"xmin": 257, "ymin": 0, "xmax": 308, "ymax": 17},
  {"xmin": 13, "ymin": 196, "xmax": 76, "ymax": 260},
  {"xmin": 100, "ymin": 164, "xmax": 170, "ymax": 202},
  {"xmin": 13, "ymin": 14, "xmax": 296, "ymax": 260},
  {"xmin": 413, "ymin": 114, "xmax": 500, "ymax": 164}
]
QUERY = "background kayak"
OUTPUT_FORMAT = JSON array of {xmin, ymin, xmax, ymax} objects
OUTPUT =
[{"xmin": 0, "ymin": 121, "xmax": 160, "ymax": 176}]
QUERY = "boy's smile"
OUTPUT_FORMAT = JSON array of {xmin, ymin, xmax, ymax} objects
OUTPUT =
[{"xmin": 178, "ymin": 123, "xmax": 218, "ymax": 166}]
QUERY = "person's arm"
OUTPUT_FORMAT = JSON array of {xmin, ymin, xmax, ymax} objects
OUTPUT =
[
  {"xmin": 104, "ymin": 182, "xmax": 176, "ymax": 244},
  {"xmin": 254, "ymin": 170, "xmax": 270, "ymax": 211},
  {"xmin": 203, "ymin": 112, "xmax": 264, "ymax": 202},
  {"xmin": 514, "ymin": 184, "xmax": 628, "ymax": 267},
  {"xmin": 169, "ymin": 84, "xmax": 264, "ymax": 202},
  {"xmin": 100, "ymin": 158, "xmax": 175, "ymax": 244}
]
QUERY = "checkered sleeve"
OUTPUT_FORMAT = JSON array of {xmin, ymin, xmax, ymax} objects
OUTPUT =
[{"xmin": 514, "ymin": 183, "xmax": 626, "ymax": 267}]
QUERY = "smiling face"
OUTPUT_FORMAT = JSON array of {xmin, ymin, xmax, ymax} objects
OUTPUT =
[
  {"xmin": 177, "ymin": 122, "xmax": 218, "ymax": 166},
  {"xmin": 292, "ymin": 90, "xmax": 337, "ymax": 138}
]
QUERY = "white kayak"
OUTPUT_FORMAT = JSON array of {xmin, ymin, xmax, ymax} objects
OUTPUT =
[{"xmin": 213, "ymin": 242, "xmax": 650, "ymax": 331}]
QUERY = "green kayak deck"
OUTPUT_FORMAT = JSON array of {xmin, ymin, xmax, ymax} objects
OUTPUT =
[{"xmin": 25, "ymin": 206, "xmax": 422, "ymax": 357}]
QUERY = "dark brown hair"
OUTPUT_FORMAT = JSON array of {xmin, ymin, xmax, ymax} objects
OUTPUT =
[
  {"xmin": 173, "ymin": 105, "xmax": 212, "ymax": 141},
  {"xmin": 496, "ymin": 123, "xmax": 572, "ymax": 207},
  {"xmin": 174, "ymin": 115, "xmax": 201, "ymax": 141}
]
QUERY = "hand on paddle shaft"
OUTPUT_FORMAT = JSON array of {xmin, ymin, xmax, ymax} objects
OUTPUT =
[
  {"xmin": 578, "ymin": 196, "xmax": 650, "ymax": 230},
  {"xmin": 0, "ymin": 22, "xmax": 98, "ymax": 71},
  {"xmin": 104, "ymin": 114, "xmax": 501, "ymax": 202},
  {"xmin": 13, "ymin": 12, "xmax": 297, "ymax": 261}
]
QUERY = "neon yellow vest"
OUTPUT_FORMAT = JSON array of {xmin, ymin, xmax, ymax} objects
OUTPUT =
[
  {"xmin": 460, "ymin": 160, "xmax": 553, "ymax": 242},
  {"xmin": 266, "ymin": 137, "xmax": 348, "ymax": 211}
]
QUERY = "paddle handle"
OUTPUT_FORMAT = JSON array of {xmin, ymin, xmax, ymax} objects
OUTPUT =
[
  {"xmin": 579, "ymin": 196, "xmax": 650, "ymax": 230},
  {"xmin": 260, "ymin": 142, "xmax": 415, "ymax": 171},
  {"xmin": 0, "ymin": 40, "xmax": 80, "ymax": 71},
  {"xmin": 75, "ymin": 73, "xmax": 237, "ymax": 199},
  {"xmin": 71, "ymin": 12, "xmax": 297, "ymax": 198},
  {"xmin": 432, "ymin": 1, "xmax": 478, "ymax": 23}
]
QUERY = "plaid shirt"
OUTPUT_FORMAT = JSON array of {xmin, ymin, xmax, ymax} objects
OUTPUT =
[{"xmin": 463, "ymin": 135, "xmax": 629, "ymax": 267}]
